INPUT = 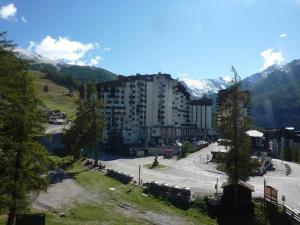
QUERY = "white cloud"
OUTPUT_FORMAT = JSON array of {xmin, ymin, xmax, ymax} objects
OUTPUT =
[
  {"xmin": 21, "ymin": 16, "xmax": 27, "ymax": 23},
  {"xmin": 69, "ymin": 60, "xmax": 86, "ymax": 66},
  {"xmin": 279, "ymin": 33, "xmax": 287, "ymax": 38},
  {"xmin": 222, "ymin": 75, "xmax": 233, "ymax": 82},
  {"xmin": 29, "ymin": 35, "xmax": 99, "ymax": 63},
  {"xmin": 261, "ymin": 49, "xmax": 284, "ymax": 70},
  {"xmin": 68, "ymin": 56, "xmax": 103, "ymax": 67},
  {"xmin": 0, "ymin": 3, "xmax": 17, "ymax": 20},
  {"xmin": 90, "ymin": 55, "xmax": 102, "ymax": 66},
  {"xmin": 295, "ymin": 0, "xmax": 300, "ymax": 6},
  {"xmin": 104, "ymin": 47, "xmax": 110, "ymax": 51}
]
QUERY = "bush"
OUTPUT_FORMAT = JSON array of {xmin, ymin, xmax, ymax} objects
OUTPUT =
[
  {"xmin": 151, "ymin": 155, "xmax": 159, "ymax": 168},
  {"xmin": 43, "ymin": 84, "xmax": 49, "ymax": 92}
]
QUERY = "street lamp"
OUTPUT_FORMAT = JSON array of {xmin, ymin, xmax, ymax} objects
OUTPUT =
[
  {"xmin": 215, "ymin": 178, "xmax": 219, "ymax": 197},
  {"xmin": 282, "ymin": 195, "xmax": 286, "ymax": 207}
]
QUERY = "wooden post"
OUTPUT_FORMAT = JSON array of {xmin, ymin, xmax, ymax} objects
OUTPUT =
[
  {"xmin": 138, "ymin": 165, "xmax": 141, "ymax": 185},
  {"xmin": 215, "ymin": 178, "xmax": 219, "ymax": 196},
  {"xmin": 264, "ymin": 179, "xmax": 266, "ymax": 199},
  {"xmin": 264, "ymin": 179, "xmax": 267, "ymax": 225}
]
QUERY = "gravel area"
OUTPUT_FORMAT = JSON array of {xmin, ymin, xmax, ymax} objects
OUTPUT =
[{"xmin": 33, "ymin": 171, "xmax": 96, "ymax": 213}]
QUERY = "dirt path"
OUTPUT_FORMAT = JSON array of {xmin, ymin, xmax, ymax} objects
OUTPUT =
[
  {"xmin": 116, "ymin": 202, "xmax": 194, "ymax": 225},
  {"xmin": 33, "ymin": 178, "xmax": 95, "ymax": 213}
]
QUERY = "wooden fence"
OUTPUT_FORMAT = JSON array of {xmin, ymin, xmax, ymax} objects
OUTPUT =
[{"xmin": 255, "ymin": 197, "xmax": 300, "ymax": 224}]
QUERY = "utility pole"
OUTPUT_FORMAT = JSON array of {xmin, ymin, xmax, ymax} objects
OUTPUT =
[
  {"xmin": 139, "ymin": 165, "xmax": 141, "ymax": 184},
  {"xmin": 93, "ymin": 90, "xmax": 99, "ymax": 167},
  {"xmin": 215, "ymin": 178, "xmax": 219, "ymax": 197}
]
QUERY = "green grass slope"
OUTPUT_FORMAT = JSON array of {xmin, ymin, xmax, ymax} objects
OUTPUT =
[
  {"xmin": 0, "ymin": 156, "xmax": 217, "ymax": 225},
  {"xmin": 31, "ymin": 70, "xmax": 78, "ymax": 119},
  {"xmin": 29, "ymin": 63, "xmax": 117, "ymax": 84},
  {"xmin": 45, "ymin": 157, "xmax": 217, "ymax": 225}
]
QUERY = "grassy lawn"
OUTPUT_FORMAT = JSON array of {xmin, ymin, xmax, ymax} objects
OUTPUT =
[
  {"xmin": 41, "ymin": 156, "xmax": 217, "ymax": 225},
  {"xmin": 45, "ymin": 203, "xmax": 147, "ymax": 225},
  {"xmin": 31, "ymin": 70, "xmax": 79, "ymax": 120}
]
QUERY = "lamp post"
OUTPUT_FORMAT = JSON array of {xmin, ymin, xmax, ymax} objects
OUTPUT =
[
  {"xmin": 282, "ymin": 195, "xmax": 286, "ymax": 207},
  {"xmin": 215, "ymin": 178, "xmax": 219, "ymax": 197},
  {"xmin": 138, "ymin": 165, "xmax": 141, "ymax": 185}
]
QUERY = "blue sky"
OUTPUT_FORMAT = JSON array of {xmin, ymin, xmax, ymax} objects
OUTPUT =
[{"xmin": 1, "ymin": 0, "xmax": 300, "ymax": 80}]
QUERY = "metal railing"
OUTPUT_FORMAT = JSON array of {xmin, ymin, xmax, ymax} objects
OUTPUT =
[{"xmin": 255, "ymin": 197, "xmax": 300, "ymax": 224}]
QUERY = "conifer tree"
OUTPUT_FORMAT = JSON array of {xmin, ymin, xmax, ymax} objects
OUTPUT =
[
  {"xmin": 63, "ymin": 79, "xmax": 104, "ymax": 165},
  {"xmin": 217, "ymin": 67, "xmax": 252, "ymax": 204},
  {"xmin": 0, "ymin": 32, "xmax": 51, "ymax": 225}
]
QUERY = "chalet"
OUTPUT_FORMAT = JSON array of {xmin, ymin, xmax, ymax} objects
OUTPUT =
[{"xmin": 246, "ymin": 130, "xmax": 268, "ymax": 156}]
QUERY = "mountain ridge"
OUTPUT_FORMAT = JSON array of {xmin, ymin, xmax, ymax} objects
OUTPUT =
[
  {"xmin": 16, "ymin": 49, "xmax": 300, "ymax": 129},
  {"xmin": 16, "ymin": 48, "xmax": 117, "ymax": 86}
]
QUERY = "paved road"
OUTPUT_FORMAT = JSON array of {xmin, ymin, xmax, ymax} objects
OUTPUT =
[
  {"xmin": 100, "ymin": 143, "xmax": 300, "ymax": 211},
  {"xmin": 44, "ymin": 123, "xmax": 71, "ymax": 134}
]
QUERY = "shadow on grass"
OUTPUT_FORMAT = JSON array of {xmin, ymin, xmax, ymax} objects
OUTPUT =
[
  {"xmin": 48, "ymin": 157, "xmax": 94, "ymax": 184},
  {"xmin": 67, "ymin": 166, "xmax": 94, "ymax": 178}
]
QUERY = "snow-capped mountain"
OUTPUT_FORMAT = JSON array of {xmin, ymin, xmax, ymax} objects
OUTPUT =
[
  {"xmin": 15, "ymin": 48, "xmax": 59, "ymax": 65},
  {"xmin": 241, "ymin": 59, "xmax": 300, "ymax": 129},
  {"xmin": 180, "ymin": 62, "xmax": 288, "ymax": 98},
  {"xmin": 180, "ymin": 76, "xmax": 232, "ymax": 97},
  {"xmin": 241, "ymin": 64, "xmax": 283, "ymax": 89}
]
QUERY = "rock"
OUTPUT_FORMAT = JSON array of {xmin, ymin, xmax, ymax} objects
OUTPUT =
[{"xmin": 57, "ymin": 211, "xmax": 66, "ymax": 217}]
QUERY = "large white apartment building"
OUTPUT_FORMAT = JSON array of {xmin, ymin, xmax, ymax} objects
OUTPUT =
[{"xmin": 80, "ymin": 73, "xmax": 213, "ymax": 145}]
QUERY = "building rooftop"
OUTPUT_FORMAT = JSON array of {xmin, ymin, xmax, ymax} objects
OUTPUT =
[
  {"xmin": 246, "ymin": 130, "xmax": 264, "ymax": 138},
  {"xmin": 221, "ymin": 181, "xmax": 255, "ymax": 192},
  {"xmin": 190, "ymin": 98, "xmax": 212, "ymax": 106}
]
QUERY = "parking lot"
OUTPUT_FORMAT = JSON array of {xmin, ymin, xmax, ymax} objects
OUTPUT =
[{"xmin": 100, "ymin": 143, "xmax": 300, "ymax": 211}]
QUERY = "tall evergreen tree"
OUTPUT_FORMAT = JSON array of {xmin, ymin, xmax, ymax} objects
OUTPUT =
[
  {"xmin": 63, "ymin": 79, "xmax": 104, "ymax": 165},
  {"xmin": 217, "ymin": 67, "xmax": 252, "ymax": 204},
  {"xmin": 0, "ymin": 32, "xmax": 51, "ymax": 225}
]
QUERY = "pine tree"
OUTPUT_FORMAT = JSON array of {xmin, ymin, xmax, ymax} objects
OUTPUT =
[
  {"xmin": 217, "ymin": 67, "xmax": 252, "ymax": 205},
  {"xmin": 63, "ymin": 79, "xmax": 104, "ymax": 165},
  {"xmin": 0, "ymin": 32, "xmax": 51, "ymax": 225}
]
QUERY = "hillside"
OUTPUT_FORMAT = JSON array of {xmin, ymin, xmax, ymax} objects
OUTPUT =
[
  {"xmin": 241, "ymin": 60, "xmax": 300, "ymax": 129},
  {"xmin": 31, "ymin": 70, "xmax": 78, "ymax": 119},
  {"xmin": 29, "ymin": 63, "xmax": 117, "ymax": 84}
]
